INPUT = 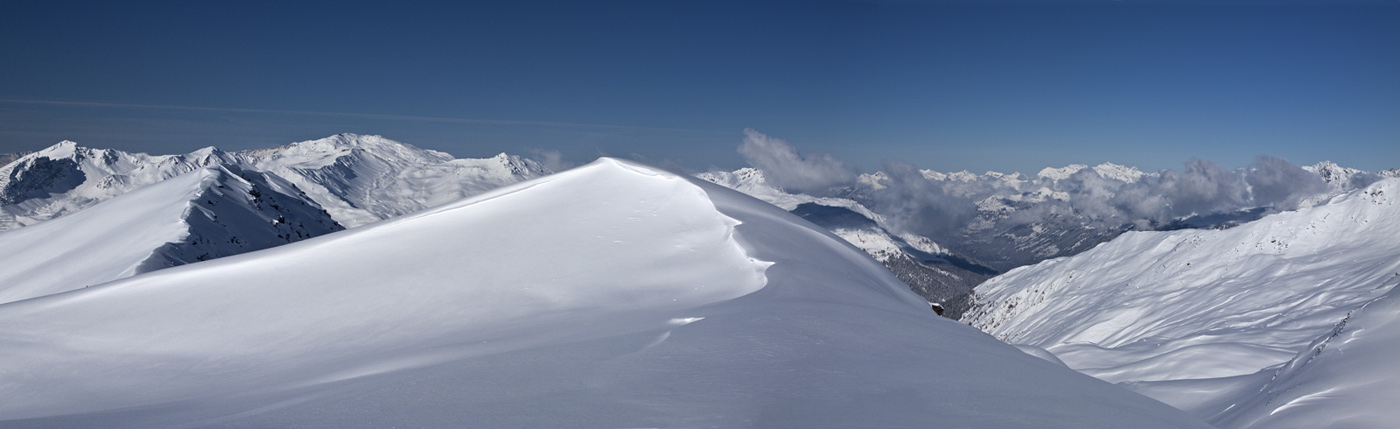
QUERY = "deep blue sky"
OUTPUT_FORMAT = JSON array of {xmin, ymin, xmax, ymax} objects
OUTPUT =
[{"xmin": 2, "ymin": 0, "xmax": 1396, "ymax": 174}]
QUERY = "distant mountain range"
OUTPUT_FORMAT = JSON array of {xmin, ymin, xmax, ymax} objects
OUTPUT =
[
  {"xmin": 698, "ymin": 159, "xmax": 1396, "ymax": 317},
  {"xmin": 0, "ymin": 133, "xmax": 551, "ymax": 232}
]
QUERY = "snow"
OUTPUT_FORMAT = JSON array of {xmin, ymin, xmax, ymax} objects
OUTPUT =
[
  {"xmin": 0, "ymin": 165, "xmax": 341, "ymax": 304},
  {"xmin": 962, "ymin": 178, "xmax": 1400, "ymax": 426},
  {"xmin": 0, "ymin": 158, "xmax": 1208, "ymax": 428},
  {"xmin": 0, "ymin": 166, "xmax": 208, "ymax": 303},
  {"xmin": 231, "ymin": 133, "xmax": 553, "ymax": 227},
  {"xmin": 1214, "ymin": 283, "xmax": 1400, "ymax": 428},
  {"xmin": 0, "ymin": 134, "xmax": 550, "ymax": 232},
  {"xmin": 695, "ymin": 167, "xmax": 880, "ymax": 217},
  {"xmin": 1092, "ymin": 162, "xmax": 1145, "ymax": 183},
  {"xmin": 1037, "ymin": 164, "xmax": 1089, "ymax": 181},
  {"xmin": 0, "ymin": 142, "xmax": 222, "ymax": 231}
]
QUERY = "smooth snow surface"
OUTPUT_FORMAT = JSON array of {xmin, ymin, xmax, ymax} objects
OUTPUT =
[
  {"xmin": 0, "ymin": 158, "xmax": 1208, "ymax": 428},
  {"xmin": 963, "ymin": 178, "xmax": 1400, "ymax": 427}
]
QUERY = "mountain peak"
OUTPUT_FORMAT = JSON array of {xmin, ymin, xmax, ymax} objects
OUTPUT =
[
  {"xmin": 1037, "ymin": 164, "xmax": 1089, "ymax": 181},
  {"xmin": 1092, "ymin": 162, "xmax": 1145, "ymax": 183},
  {"xmin": 33, "ymin": 140, "xmax": 83, "ymax": 159}
]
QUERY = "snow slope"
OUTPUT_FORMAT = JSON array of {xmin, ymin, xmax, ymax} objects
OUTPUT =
[
  {"xmin": 0, "ymin": 158, "xmax": 1208, "ymax": 428},
  {"xmin": 962, "ymin": 178, "xmax": 1400, "ymax": 426},
  {"xmin": 1212, "ymin": 283, "xmax": 1400, "ymax": 428},
  {"xmin": 0, "ymin": 165, "xmax": 342, "ymax": 304}
]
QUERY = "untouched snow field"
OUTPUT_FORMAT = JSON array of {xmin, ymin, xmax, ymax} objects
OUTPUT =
[
  {"xmin": 963, "ymin": 178, "xmax": 1400, "ymax": 427},
  {"xmin": 0, "ymin": 158, "xmax": 1208, "ymax": 428}
]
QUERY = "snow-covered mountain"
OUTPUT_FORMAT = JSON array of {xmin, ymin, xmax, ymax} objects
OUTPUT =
[
  {"xmin": 0, "ymin": 134, "xmax": 551, "ymax": 232},
  {"xmin": 838, "ymin": 159, "xmax": 1392, "ymax": 274},
  {"xmin": 0, "ymin": 164, "xmax": 342, "ymax": 304},
  {"xmin": 961, "ymin": 178, "xmax": 1400, "ymax": 427},
  {"xmin": 698, "ymin": 167, "xmax": 998, "ymax": 317},
  {"xmin": 232, "ymin": 133, "xmax": 552, "ymax": 227},
  {"xmin": 0, "ymin": 158, "xmax": 1210, "ymax": 428},
  {"xmin": 0, "ymin": 141, "xmax": 226, "ymax": 231}
]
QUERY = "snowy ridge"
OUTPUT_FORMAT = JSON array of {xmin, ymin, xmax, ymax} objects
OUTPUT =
[
  {"xmin": 0, "ymin": 134, "xmax": 551, "ymax": 231},
  {"xmin": 0, "ymin": 165, "xmax": 341, "ymax": 304},
  {"xmin": 961, "ymin": 178, "xmax": 1400, "ymax": 426},
  {"xmin": 0, "ymin": 141, "xmax": 226, "ymax": 231},
  {"xmin": 0, "ymin": 158, "xmax": 1209, "ymax": 428}
]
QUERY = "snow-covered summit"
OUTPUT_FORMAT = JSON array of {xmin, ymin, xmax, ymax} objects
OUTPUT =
[
  {"xmin": 1303, "ymin": 160, "xmax": 1370, "ymax": 187},
  {"xmin": 0, "ymin": 157, "xmax": 1209, "ymax": 428},
  {"xmin": 233, "ymin": 134, "xmax": 552, "ymax": 227},
  {"xmin": 1037, "ymin": 164, "xmax": 1089, "ymax": 181},
  {"xmin": 238, "ymin": 133, "xmax": 455, "ymax": 169},
  {"xmin": 1091, "ymin": 162, "xmax": 1146, "ymax": 183}
]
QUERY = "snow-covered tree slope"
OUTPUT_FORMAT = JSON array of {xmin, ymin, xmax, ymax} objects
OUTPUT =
[
  {"xmin": 698, "ymin": 167, "xmax": 998, "ymax": 318},
  {"xmin": 0, "ymin": 165, "xmax": 342, "ymax": 304},
  {"xmin": 232, "ymin": 133, "xmax": 551, "ymax": 227},
  {"xmin": 0, "ymin": 158, "xmax": 1209, "ymax": 428},
  {"xmin": 962, "ymin": 178, "xmax": 1400, "ymax": 426},
  {"xmin": 0, "ymin": 134, "xmax": 549, "ymax": 231}
]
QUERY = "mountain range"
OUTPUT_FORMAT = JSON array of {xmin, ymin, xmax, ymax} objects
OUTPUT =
[
  {"xmin": 1, "ymin": 134, "xmax": 1395, "ymax": 426},
  {"xmin": 0, "ymin": 157, "xmax": 1210, "ymax": 427},
  {"xmin": 0, "ymin": 133, "xmax": 551, "ymax": 232}
]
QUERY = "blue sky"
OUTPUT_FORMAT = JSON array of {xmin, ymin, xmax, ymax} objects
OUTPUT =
[{"xmin": 1, "ymin": 0, "xmax": 1396, "ymax": 174}]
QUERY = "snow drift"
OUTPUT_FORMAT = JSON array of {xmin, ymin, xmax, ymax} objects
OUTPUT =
[{"xmin": 0, "ymin": 158, "xmax": 1207, "ymax": 428}]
